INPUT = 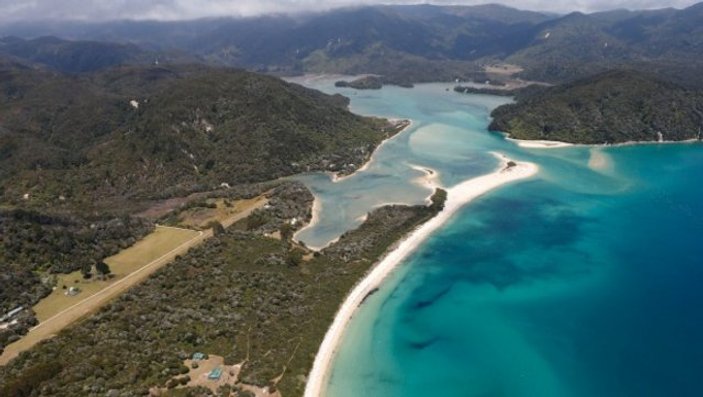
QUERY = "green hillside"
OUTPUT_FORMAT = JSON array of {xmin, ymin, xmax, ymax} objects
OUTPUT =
[
  {"xmin": 489, "ymin": 70, "xmax": 703, "ymax": 144},
  {"xmin": 0, "ymin": 64, "xmax": 397, "ymax": 211}
]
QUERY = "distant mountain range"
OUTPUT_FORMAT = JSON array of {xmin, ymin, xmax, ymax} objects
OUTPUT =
[{"xmin": 2, "ymin": 3, "xmax": 703, "ymax": 85}]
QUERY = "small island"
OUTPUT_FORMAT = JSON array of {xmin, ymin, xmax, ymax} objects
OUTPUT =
[
  {"xmin": 335, "ymin": 75, "xmax": 416, "ymax": 90},
  {"xmin": 335, "ymin": 76, "xmax": 384, "ymax": 90},
  {"xmin": 454, "ymin": 85, "xmax": 513, "ymax": 96}
]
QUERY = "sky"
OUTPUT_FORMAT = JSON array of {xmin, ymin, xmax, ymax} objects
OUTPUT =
[{"xmin": 0, "ymin": 0, "xmax": 699, "ymax": 22}]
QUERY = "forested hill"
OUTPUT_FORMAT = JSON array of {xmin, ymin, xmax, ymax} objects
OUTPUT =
[
  {"xmin": 0, "ymin": 63, "xmax": 396, "ymax": 211},
  {"xmin": 0, "ymin": 36, "xmax": 197, "ymax": 73},
  {"xmin": 3, "ymin": 3, "xmax": 703, "ymax": 85},
  {"xmin": 489, "ymin": 70, "xmax": 703, "ymax": 144}
]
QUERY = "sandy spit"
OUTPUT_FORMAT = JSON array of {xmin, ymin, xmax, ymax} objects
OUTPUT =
[{"xmin": 303, "ymin": 153, "xmax": 539, "ymax": 397}]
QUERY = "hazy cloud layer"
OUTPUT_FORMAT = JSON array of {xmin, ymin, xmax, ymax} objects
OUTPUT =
[{"xmin": 0, "ymin": 0, "xmax": 699, "ymax": 21}]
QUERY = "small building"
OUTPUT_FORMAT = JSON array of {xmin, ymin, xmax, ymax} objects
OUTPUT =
[
  {"xmin": 208, "ymin": 367, "xmax": 222, "ymax": 380},
  {"xmin": 192, "ymin": 352, "xmax": 205, "ymax": 361},
  {"xmin": 7, "ymin": 306, "xmax": 23, "ymax": 318},
  {"xmin": 0, "ymin": 306, "xmax": 23, "ymax": 323},
  {"xmin": 66, "ymin": 286, "xmax": 81, "ymax": 296}
]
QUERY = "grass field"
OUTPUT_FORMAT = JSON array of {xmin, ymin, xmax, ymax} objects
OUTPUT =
[
  {"xmin": 33, "ymin": 226, "xmax": 200, "ymax": 322},
  {"xmin": 0, "ymin": 226, "xmax": 203, "ymax": 365},
  {"xmin": 0, "ymin": 197, "xmax": 269, "ymax": 366}
]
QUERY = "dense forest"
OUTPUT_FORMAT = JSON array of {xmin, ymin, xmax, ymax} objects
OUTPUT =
[
  {"xmin": 0, "ymin": 58, "xmax": 404, "ymax": 362},
  {"xmin": 2, "ymin": 3, "xmax": 703, "ymax": 395},
  {"xmin": 0, "ymin": 63, "xmax": 399, "ymax": 212},
  {"xmin": 0, "ymin": 185, "xmax": 446, "ymax": 397},
  {"xmin": 489, "ymin": 70, "xmax": 703, "ymax": 144}
]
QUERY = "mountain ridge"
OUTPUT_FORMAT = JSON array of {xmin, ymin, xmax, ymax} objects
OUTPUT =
[{"xmin": 2, "ymin": 3, "xmax": 703, "ymax": 85}]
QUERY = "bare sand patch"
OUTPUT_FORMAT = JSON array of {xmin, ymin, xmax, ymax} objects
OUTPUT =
[
  {"xmin": 508, "ymin": 138, "xmax": 574, "ymax": 149},
  {"xmin": 588, "ymin": 147, "xmax": 612, "ymax": 170}
]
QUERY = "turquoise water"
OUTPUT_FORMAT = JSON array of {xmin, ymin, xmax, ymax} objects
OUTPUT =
[
  {"xmin": 289, "ymin": 77, "xmax": 703, "ymax": 396},
  {"xmin": 292, "ymin": 78, "xmax": 512, "ymax": 248}
]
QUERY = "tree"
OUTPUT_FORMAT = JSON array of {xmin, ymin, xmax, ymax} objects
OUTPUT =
[
  {"xmin": 96, "ymin": 261, "xmax": 111, "ymax": 276},
  {"xmin": 429, "ymin": 188, "xmax": 447, "ymax": 211},
  {"xmin": 208, "ymin": 221, "xmax": 225, "ymax": 236},
  {"xmin": 286, "ymin": 249, "xmax": 304, "ymax": 267},
  {"xmin": 246, "ymin": 212, "xmax": 267, "ymax": 230},
  {"xmin": 279, "ymin": 223, "xmax": 294, "ymax": 242},
  {"xmin": 80, "ymin": 263, "xmax": 92, "ymax": 279}
]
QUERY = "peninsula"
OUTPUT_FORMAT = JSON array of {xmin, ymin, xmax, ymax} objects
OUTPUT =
[
  {"xmin": 305, "ymin": 154, "xmax": 538, "ymax": 397},
  {"xmin": 490, "ymin": 70, "xmax": 703, "ymax": 144}
]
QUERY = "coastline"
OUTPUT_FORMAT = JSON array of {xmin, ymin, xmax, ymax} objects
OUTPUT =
[
  {"xmin": 408, "ymin": 164, "xmax": 441, "ymax": 200},
  {"xmin": 507, "ymin": 138, "xmax": 574, "ymax": 149},
  {"xmin": 292, "ymin": 192, "xmax": 324, "ymax": 250},
  {"xmin": 330, "ymin": 119, "xmax": 414, "ymax": 183},
  {"xmin": 507, "ymin": 136, "xmax": 702, "ymax": 149},
  {"xmin": 608, "ymin": 138, "xmax": 701, "ymax": 147},
  {"xmin": 303, "ymin": 153, "xmax": 539, "ymax": 397},
  {"xmin": 293, "ymin": 119, "xmax": 414, "ymax": 249}
]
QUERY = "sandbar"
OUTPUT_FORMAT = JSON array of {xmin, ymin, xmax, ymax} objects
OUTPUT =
[{"xmin": 303, "ymin": 153, "xmax": 539, "ymax": 397}]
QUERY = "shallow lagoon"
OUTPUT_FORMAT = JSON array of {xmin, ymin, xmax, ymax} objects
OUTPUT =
[{"xmin": 289, "ymin": 76, "xmax": 703, "ymax": 397}]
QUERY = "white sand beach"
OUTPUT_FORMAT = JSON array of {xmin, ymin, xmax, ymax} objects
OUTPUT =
[
  {"xmin": 408, "ymin": 164, "xmax": 441, "ymax": 194},
  {"xmin": 303, "ymin": 153, "xmax": 539, "ymax": 397},
  {"xmin": 292, "ymin": 193, "xmax": 324, "ymax": 250},
  {"xmin": 508, "ymin": 138, "xmax": 574, "ymax": 149},
  {"xmin": 511, "ymin": 137, "xmax": 701, "ymax": 150},
  {"xmin": 331, "ymin": 120, "xmax": 414, "ymax": 183}
]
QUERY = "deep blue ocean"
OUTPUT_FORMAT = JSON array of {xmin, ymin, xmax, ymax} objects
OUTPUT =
[{"xmin": 288, "ymin": 77, "xmax": 703, "ymax": 397}]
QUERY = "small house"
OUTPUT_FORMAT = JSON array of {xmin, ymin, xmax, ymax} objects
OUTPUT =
[
  {"xmin": 1, "ymin": 306, "xmax": 23, "ymax": 322},
  {"xmin": 66, "ymin": 286, "xmax": 81, "ymax": 296},
  {"xmin": 208, "ymin": 367, "xmax": 222, "ymax": 380}
]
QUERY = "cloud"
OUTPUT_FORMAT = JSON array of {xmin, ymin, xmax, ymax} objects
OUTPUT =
[{"xmin": 0, "ymin": 0, "xmax": 699, "ymax": 22}]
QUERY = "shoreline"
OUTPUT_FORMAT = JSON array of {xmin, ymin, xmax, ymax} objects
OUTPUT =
[
  {"xmin": 408, "ymin": 164, "xmax": 441, "ymax": 201},
  {"xmin": 303, "ymin": 153, "xmax": 539, "ymax": 397},
  {"xmin": 608, "ymin": 138, "xmax": 701, "ymax": 147},
  {"xmin": 507, "ymin": 138, "xmax": 574, "ymax": 149},
  {"xmin": 330, "ymin": 119, "xmax": 414, "ymax": 183},
  {"xmin": 293, "ymin": 120, "xmax": 414, "ymax": 249},
  {"xmin": 508, "ymin": 137, "xmax": 702, "ymax": 149},
  {"xmin": 292, "ymin": 192, "xmax": 324, "ymax": 250}
]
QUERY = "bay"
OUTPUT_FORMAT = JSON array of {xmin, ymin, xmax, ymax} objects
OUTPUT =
[{"xmin": 289, "ymin": 76, "xmax": 703, "ymax": 397}]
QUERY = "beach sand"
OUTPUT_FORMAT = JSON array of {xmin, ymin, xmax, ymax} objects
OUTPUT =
[
  {"xmin": 508, "ymin": 138, "xmax": 574, "ymax": 149},
  {"xmin": 331, "ymin": 120, "xmax": 414, "ymax": 183},
  {"xmin": 510, "ymin": 137, "xmax": 700, "ymax": 150},
  {"xmin": 292, "ymin": 192, "xmax": 324, "ymax": 250},
  {"xmin": 408, "ymin": 164, "xmax": 441, "ymax": 196},
  {"xmin": 303, "ymin": 153, "xmax": 539, "ymax": 397}
]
